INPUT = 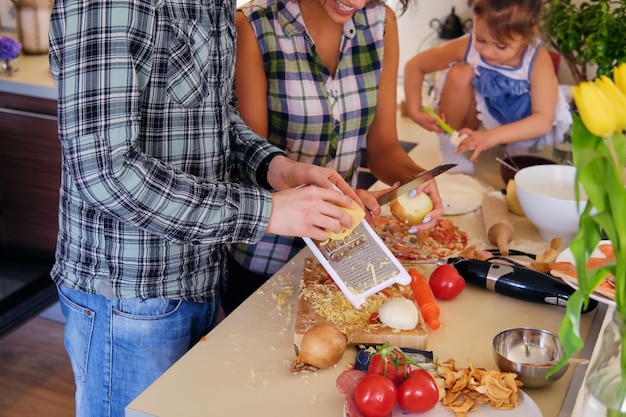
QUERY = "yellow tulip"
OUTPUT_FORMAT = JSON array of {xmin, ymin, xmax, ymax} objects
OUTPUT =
[
  {"xmin": 595, "ymin": 75, "xmax": 626, "ymax": 131},
  {"xmin": 573, "ymin": 81, "xmax": 618, "ymax": 136},
  {"xmin": 614, "ymin": 62, "xmax": 626, "ymax": 96}
]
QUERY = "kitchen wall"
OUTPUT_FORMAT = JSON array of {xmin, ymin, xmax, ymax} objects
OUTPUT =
[{"xmin": 391, "ymin": 0, "xmax": 472, "ymax": 81}]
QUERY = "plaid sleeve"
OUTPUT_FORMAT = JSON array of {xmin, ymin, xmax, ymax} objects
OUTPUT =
[{"xmin": 50, "ymin": 0, "xmax": 273, "ymax": 245}]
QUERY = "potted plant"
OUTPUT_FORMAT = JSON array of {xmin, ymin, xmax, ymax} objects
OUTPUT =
[
  {"xmin": 549, "ymin": 63, "xmax": 626, "ymax": 415},
  {"xmin": 542, "ymin": 0, "xmax": 626, "ymax": 83}
]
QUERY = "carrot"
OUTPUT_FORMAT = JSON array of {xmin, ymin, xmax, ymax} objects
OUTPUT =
[{"xmin": 408, "ymin": 268, "xmax": 441, "ymax": 330}]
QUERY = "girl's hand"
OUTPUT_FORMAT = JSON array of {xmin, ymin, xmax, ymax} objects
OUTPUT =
[
  {"xmin": 413, "ymin": 110, "xmax": 445, "ymax": 133},
  {"xmin": 454, "ymin": 129, "xmax": 499, "ymax": 162}
]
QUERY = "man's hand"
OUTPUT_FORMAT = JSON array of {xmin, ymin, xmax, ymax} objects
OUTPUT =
[
  {"xmin": 265, "ymin": 156, "xmax": 360, "ymax": 202},
  {"xmin": 266, "ymin": 185, "xmax": 363, "ymax": 240},
  {"xmin": 264, "ymin": 157, "xmax": 367, "ymax": 240}
]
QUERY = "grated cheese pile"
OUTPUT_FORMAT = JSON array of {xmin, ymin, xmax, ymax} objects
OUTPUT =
[{"xmin": 300, "ymin": 281, "xmax": 387, "ymax": 335}]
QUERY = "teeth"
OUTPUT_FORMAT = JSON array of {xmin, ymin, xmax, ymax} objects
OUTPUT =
[{"xmin": 335, "ymin": 0, "xmax": 354, "ymax": 12}]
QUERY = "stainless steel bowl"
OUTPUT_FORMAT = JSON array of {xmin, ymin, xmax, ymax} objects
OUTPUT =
[{"xmin": 493, "ymin": 327, "xmax": 568, "ymax": 388}]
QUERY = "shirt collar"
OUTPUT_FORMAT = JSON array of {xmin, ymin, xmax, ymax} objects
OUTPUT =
[{"xmin": 278, "ymin": 0, "xmax": 366, "ymax": 40}]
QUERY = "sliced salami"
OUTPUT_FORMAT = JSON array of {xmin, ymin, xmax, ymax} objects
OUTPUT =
[{"xmin": 336, "ymin": 370, "xmax": 367, "ymax": 417}]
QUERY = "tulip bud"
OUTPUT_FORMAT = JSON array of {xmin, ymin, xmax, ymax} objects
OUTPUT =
[
  {"xmin": 573, "ymin": 81, "xmax": 618, "ymax": 137},
  {"xmin": 595, "ymin": 75, "xmax": 626, "ymax": 131},
  {"xmin": 614, "ymin": 62, "xmax": 626, "ymax": 96}
]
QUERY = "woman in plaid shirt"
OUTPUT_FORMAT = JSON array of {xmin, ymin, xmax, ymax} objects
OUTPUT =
[{"xmin": 222, "ymin": 0, "xmax": 444, "ymax": 314}]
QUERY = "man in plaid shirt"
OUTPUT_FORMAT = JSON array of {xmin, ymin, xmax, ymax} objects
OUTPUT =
[{"xmin": 48, "ymin": 0, "xmax": 363, "ymax": 415}]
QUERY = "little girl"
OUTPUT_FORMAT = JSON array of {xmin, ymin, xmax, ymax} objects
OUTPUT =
[{"xmin": 404, "ymin": 0, "xmax": 571, "ymax": 174}]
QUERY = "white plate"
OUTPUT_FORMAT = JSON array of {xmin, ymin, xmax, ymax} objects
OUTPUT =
[
  {"xmin": 343, "ymin": 390, "xmax": 541, "ymax": 417},
  {"xmin": 436, "ymin": 173, "xmax": 485, "ymax": 216},
  {"xmin": 553, "ymin": 240, "xmax": 615, "ymax": 307}
]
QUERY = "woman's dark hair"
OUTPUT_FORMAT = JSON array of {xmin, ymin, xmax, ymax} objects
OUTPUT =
[
  {"xmin": 395, "ymin": 0, "xmax": 414, "ymax": 15},
  {"xmin": 470, "ymin": 0, "xmax": 542, "ymax": 43}
]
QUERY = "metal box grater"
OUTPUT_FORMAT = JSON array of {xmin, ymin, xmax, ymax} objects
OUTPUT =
[{"xmin": 303, "ymin": 220, "xmax": 411, "ymax": 309}]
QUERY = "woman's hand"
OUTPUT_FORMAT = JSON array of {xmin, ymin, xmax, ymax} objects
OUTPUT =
[{"xmin": 408, "ymin": 179, "xmax": 443, "ymax": 232}]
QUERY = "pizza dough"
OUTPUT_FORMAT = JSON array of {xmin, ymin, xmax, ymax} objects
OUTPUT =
[{"xmin": 436, "ymin": 173, "xmax": 486, "ymax": 215}]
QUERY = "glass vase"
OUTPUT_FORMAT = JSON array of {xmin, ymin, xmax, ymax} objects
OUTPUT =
[
  {"xmin": 581, "ymin": 309, "xmax": 626, "ymax": 416},
  {"xmin": 0, "ymin": 58, "xmax": 19, "ymax": 76}
]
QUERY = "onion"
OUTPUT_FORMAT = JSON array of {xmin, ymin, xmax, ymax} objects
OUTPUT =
[
  {"xmin": 390, "ymin": 191, "xmax": 434, "ymax": 225},
  {"xmin": 290, "ymin": 323, "xmax": 347, "ymax": 373}
]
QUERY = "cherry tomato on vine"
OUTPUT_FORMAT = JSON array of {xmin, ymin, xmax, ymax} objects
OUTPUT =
[
  {"xmin": 397, "ymin": 369, "xmax": 440, "ymax": 413},
  {"xmin": 354, "ymin": 374, "xmax": 398, "ymax": 417},
  {"xmin": 368, "ymin": 352, "xmax": 407, "ymax": 386},
  {"xmin": 429, "ymin": 264, "xmax": 466, "ymax": 300}
]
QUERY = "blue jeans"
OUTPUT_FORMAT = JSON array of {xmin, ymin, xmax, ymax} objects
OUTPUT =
[{"xmin": 57, "ymin": 285, "xmax": 218, "ymax": 417}]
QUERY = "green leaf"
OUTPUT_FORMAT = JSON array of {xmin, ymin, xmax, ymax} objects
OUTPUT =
[{"xmin": 550, "ymin": 291, "xmax": 586, "ymax": 377}]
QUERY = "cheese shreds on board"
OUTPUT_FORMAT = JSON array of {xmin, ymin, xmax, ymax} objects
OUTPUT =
[
  {"xmin": 298, "ymin": 260, "xmax": 415, "ymax": 335},
  {"xmin": 300, "ymin": 280, "xmax": 387, "ymax": 335}
]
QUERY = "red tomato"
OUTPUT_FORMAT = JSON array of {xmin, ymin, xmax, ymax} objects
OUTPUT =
[
  {"xmin": 397, "ymin": 369, "xmax": 439, "ymax": 413},
  {"xmin": 368, "ymin": 353, "xmax": 400, "ymax": 385},
  {"xmin": 367, "ymin": 349, "xmax": 408, "ymax": 385},
  {"xmin": 368, "ymin": 312, "xmax": 380, "ymax": 324},
  {"xmin": 429, "ymin": 264, "xmax": 466, "ymax": 300},
  {"xmin": 354, "ymin": 374, "xmax": 398, "ymax": 417}
]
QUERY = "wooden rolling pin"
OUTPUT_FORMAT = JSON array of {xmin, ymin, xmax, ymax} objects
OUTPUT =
[{"xmin": 482, "ymin": 191, "xmax": 514, "ymax": 255}]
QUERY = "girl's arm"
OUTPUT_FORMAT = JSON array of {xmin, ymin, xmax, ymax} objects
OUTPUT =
[
  {"xmin": 403, "ymin": 35, "xmax": 469, "ymax": 130},
  {"xmin": 234, "ymin": 11, "xmax": 269, "ymax": 137},
  {"xmin": 456, "ymin": 47, "xmax": 559, "ymax": 161},
  {"xmin": 365, "ymin": 6, "xmax": 443, "ymax": 230}
]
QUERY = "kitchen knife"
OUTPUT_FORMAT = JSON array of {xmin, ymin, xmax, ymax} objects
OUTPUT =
[
  {"xmin": 377, "ymin": 163, "xmax": 456, "ymax": 206},
  {"xmin": 447, "ymin": 257, "xmax": 598, "ymax": 314},
  {"xmin": 422, "ymin": 106, "xmax": 467, "ymax": 146}
]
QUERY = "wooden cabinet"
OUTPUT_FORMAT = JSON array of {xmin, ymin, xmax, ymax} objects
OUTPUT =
[{"xmin": 0, "ymin": 92, "xmax": 60, "ymax": 254}]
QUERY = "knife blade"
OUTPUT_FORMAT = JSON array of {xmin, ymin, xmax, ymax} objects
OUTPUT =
[{"xmin": 377, "ymin": 163, "xmax": 456, "ymax": 206}]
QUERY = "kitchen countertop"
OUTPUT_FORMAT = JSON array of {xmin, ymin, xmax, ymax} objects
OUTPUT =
[
  {"xmin": 126, "ymin": 141, "xmax": 605, "ymax": 417},
  {"xmin": 0, "ymin": 32, "xmax": 56, "ymax": 100}
]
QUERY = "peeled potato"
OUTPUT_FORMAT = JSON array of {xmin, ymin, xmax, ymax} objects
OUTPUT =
[
  {"xmin": 390, "ymin": 191, "xmax": 434, "ymax": 225},
  {"xmin": 505, "ymin": 180, "xmax": 525, "ymax": 217},
  {"xmin": 326, "ymin": 204, "xmax": 365, "ymax": 240}
]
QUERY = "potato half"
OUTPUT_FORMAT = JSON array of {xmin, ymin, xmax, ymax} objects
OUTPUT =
[{"xmin": 326, "ymin": 204, "xmax": 365, "ymax": 240}]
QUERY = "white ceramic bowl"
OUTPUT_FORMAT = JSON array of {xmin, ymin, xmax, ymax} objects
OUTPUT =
[{"xmin": 514, "ymin": 164, "xmax": 586, "ymax": 243}]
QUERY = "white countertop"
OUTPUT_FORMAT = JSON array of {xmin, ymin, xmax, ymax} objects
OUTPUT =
[{"xmin": 126, "ymin": 141, "xmax": 605, "ymax": 417}]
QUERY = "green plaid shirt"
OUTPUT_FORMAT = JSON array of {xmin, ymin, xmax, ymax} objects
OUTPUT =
[
  {"xmin": 49, "ymin": 0, "xmax": 283, "ymax": 301},
  {"xmin": 229, "ymin": 0, "xmax": 385, "ymax": 276}
]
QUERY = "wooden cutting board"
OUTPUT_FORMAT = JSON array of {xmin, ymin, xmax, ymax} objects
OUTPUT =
[{"xmin": 294, "ymin": 258, "xmax": 429, "ymax": 350}]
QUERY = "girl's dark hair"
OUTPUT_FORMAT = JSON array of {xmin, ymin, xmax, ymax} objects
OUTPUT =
[{"xmin": 470, "ymin": 0, "xmax": 542, "ymax": 43}]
